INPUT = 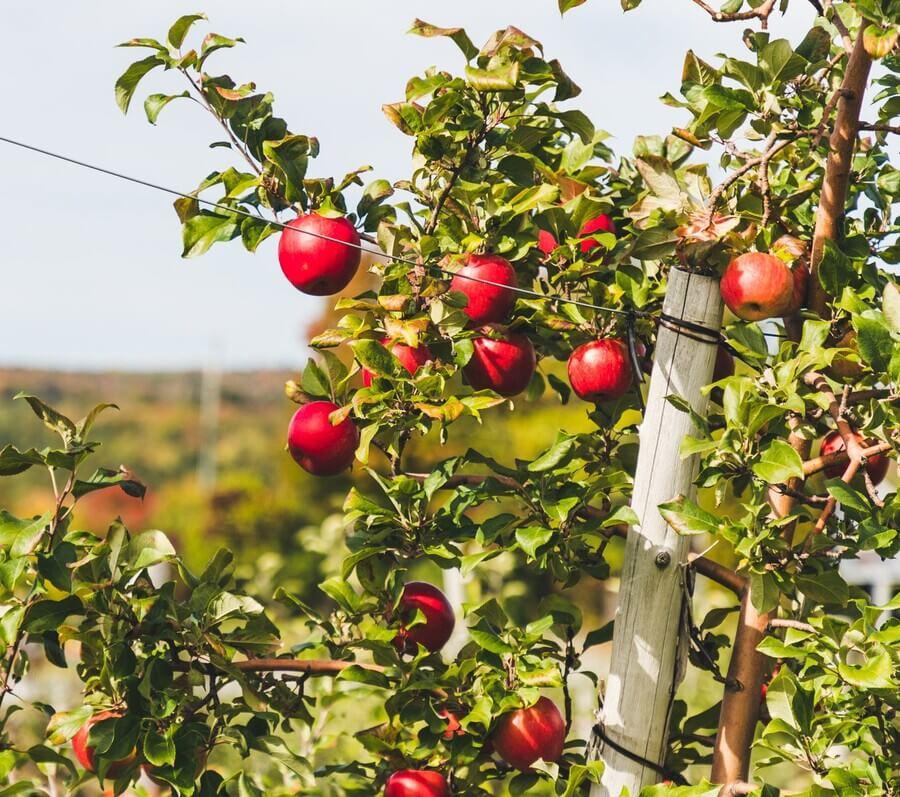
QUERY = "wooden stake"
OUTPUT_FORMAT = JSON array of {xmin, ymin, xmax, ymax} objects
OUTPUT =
[{"xmin": 589, "ymin": 267, "xmax": 723, "ymax": 796}]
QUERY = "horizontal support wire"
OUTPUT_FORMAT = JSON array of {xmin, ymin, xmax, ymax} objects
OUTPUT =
[{"xmin": 0, "ymin": 134, "xmax": 787, "ymax": 356}]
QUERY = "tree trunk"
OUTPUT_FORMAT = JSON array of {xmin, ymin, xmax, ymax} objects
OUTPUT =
[{"xmin": 589, "ymin": 267, "xmax": 723, "ymax": 796}]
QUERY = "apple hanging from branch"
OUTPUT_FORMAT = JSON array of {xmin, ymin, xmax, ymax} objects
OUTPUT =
[
  {"xmin": 278, "ymin": 213, "xmax": 361, "ymax": 296},
  {"xmin": 287, "ymin": 401, "xmax": 359, "ymax": 476}
]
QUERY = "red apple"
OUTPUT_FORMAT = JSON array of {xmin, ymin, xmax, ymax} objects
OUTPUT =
[
  {"xmin": 820, "ymin": 430, "xmax": 889, "ymax": 485},
  {"xmin": 713, "ymin": 346, "xmax": 735, "ymax": 381},
  {"xmin": 393, "ymin": 582, "xmax": 455, "ymax": 654},
  {"xmin": 287, "ymin": 401, "xmax": 358, "ymax": 476},
  {"xmin": 567, "ymin": 338, "xmax": 632, "ymax": 402},
  {"xmin": 450, "ymin": 254, "xmax": 518, "ymax": 326},
  {"xmin": 384, "ymin": 770, "xmax": 450, "ymax": 797},
  {"xmin": 720, "ymin": 253, "xmax": 794, "ymax": 321},
  {"xmin": 363, "ymin": 338, "xmax": 433, "ymax": 387},
  {"xmin": 464, "ymin": 327, "xmax": 537, "ymax": 398},
  {"xmin": 439, "ymin": 709, "xmax": 464, "ymax": 740},
  {"xmin": 72, "ymin": 711, "xmax": 137, "ymax": 777},
  {"xmin": 771, "ymin": 235, "xmax": 810, "ymax": 315},
  {"xmin": 278, "ymin": 213, "xmax": 361, "ymax": 296},
  {"xmin": 577, "ymin": 213, "xmax": 616, "ymax": 256},
  {"xmin": 785, "ymin": 263, "xmax": 809, "ymax": 315},
  {"xmin": 537, "ymin": 229, "xmax": 558, "ymax": 256},
  {"xmin": 491, "ymin": 696, "xmax": 565, "ymax": 772}
]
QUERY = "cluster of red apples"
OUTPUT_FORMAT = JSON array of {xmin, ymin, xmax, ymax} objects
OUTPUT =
[
  {"xmin": 282, "ymin": 212, "xmax": 638, "ymax": 478},
  {"xmin": 280, "ymin": 217, "xmax": 879, "ymax": 493},
  {"xmin": 385, "ymin": 582, "xmax": 567, "ymax": 795}
]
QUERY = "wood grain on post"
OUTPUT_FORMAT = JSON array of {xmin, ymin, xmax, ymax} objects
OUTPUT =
[{"xmin": 590, "ymin": 267, "xmax": 723, "ymax": 796}]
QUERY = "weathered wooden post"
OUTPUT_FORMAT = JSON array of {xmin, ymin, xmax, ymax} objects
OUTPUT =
[{"xmin": 589, "ymin": 267, "xmax": 723, "ymax": 796}]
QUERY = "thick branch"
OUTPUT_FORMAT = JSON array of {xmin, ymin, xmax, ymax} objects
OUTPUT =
[
  {"xmin": 802, "ymin": 441, "xmax": 891, "ymax": 477},
  {"xmin": 808, "ymin": 24, "xmax": 873, "ymax": 315},
  {"xmin": 859, "ymin": 122, "xmax": 900, "ymax": 135}
]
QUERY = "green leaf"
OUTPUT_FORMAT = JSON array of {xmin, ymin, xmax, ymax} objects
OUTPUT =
[
  {"xmin": 14, "ymin": 393, "xmax": 75, "ymax": 441},
  {"xmin": 73, "ymin": 467, "xmax": 146, "ymax": 500},
  {"xmin": 582, "ymin": 620, "xmax": 614, "ymax": 651},
  {"xmin": 528, "ymin": 434, "xmax": 576, "ymax": 472},
  {"xmin": 115, "ymin": 55, "xmax": 165, "ymax": 114},
  {"xmin": 263, "ymin": 135, "xmax": 313, "ymax": 203},
  {"xmin": 824, "ymin": 479, "xmax": 870, "ymax": 514},
  {"xmin": 0, "ymin": 511, "xmax": 48, "ymax": 557},
  {"xmin": 466, "ymin": 62, "xmax": 521, "ymax": 92},
  {"xmin": 554, "ymin": 109, "xmax": 595, "ymax": 144},
  {"xmin": 143, "ymin": 728, "xmax": 176, "ymax": 767},
  {"xmin": 26, "ymin": 745, "xmax": 76, "ymax": 778},
  {"xmin": 817, "ymin": 240, "xmax": 854, "ymax": 299},
  {"xmin": 515, "ymin": 526, "xmax": 554, "ymax": 558},
  {"xmin": 796, "ymin": 569, "xmax": 848, "ymax": 606},
  {"xmin": 559, "ymin": 0, "xmax": 588, "ymax": 13},
  {"xmin": 0, "ymin": 444, "xmax": 44, "ymax": 476},
  {"xmin": 167, "ymin": 14, "xmax": 206, "ymax": 48},
  {"xmin": 122, "ymin": 530, "xmax": 177, "ymax": 572},
  {"xmin": 337, "ymin": 664, "xmax": 391, "ymax": 689},
  {"xmin": 752, "ymin": 439, "xmax": 804, "ymax": 484},
  {"xmin": 853, "ymin": 313, "xmax": 894, "ymax": 372},
  {"xmin": 658, "ymin": 495, "xmax": 723, "ymax": 536},
  {"xmin": 23, "ymin": 596, "xmax": 83, "ymax": 634},
  {"xmin": 319, "ymin": 577, "xmax": 360, "ymax": 613},
  {"xmin": 350, "ymin": 339, "xmax": 399, "ymax": 378},
  {"xmin": 144, "ymin": 91, "xmax": 190, "ymax": 124},
  {"xmin": 749, "ymin": 571, "xmax": 780, "ymax": 614},
  {"xmin": 408, "ymin": 19, "xmax": 478, "ymax": 60},
  {"xmin": 838, "ymin": 645, "xmax": 893, "ymax": 689},
  {"xmin": 181, "ymin": 211, "xmax": 241, "ymax": 258},
  {"xmin": 759, "ymin": 39, "xmax": 807, "ymax": 83},
  {"xmin": 469, "ymin": 628, "xmax": 515, "ymax": 654},
  {"xmin": 46, "ymin": 707, "xmax": 93, "ymax": 745},
  {"xmin": 883, "ymin": 283, "xmax": 900, "ymax": 332}
]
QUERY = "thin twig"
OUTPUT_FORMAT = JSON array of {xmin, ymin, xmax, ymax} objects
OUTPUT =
[
  {"xmin": 180, "ymin": 69, "xmax": 262, "ymax": 177},
  {"xmin": 691, "ymin": 0, "xmax": 777, "ymax": 26},
  {"xmin": 768, "ymin": 618, "xmax": 815, "ymax": 633}
]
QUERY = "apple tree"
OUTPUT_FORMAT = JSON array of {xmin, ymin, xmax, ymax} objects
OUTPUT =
[{"xmin": 0, "ymin": 2, "xmax": 898, "ymax": 796}]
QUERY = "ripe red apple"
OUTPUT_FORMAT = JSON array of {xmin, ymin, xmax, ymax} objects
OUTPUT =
[
  {"xmin": 771, "ymin": 235, "xmax": 810, "ymax": 315},
  {"xmin": 72, "ymin": 711, "xmax": 137, "ymax": 777},
  {"xmin": 278, "ymin": 213, "xmax": 361, "ymax": 296},
  {"xmin": 287, "ymin": 401, "xmax": 358, "ymax": 476},
  {"xmin": 567, "ymin": 339, "xmax": 632, "ymax": 402},
  {"xmin": 491, "ymin": 696, "xmax": 565, "ymax": 772},
  {"xmin": 577, "ymin": 213, "xmax": 616, "ymax": 256},
  {"xmin": 537, "ymin": 229, "xmax": 558, "ymax": 256},
  {"xmin": 464, "ymin": 327, "xmax": 537, "ymax": 398},
  {"xmin": 362, "ymin": 338, "xmax": 433, "ymax": 387},
  {"xmin": 439, "ymin": 709, "xmax": 464, "ymax": 740},
  {"xmin": 720, "ymin": 253, "xmax": 794, "ymax": 321},
  {"xmin": 393, "ymin": 582, "xmax": 455, "ymax": 654},
  {"xmin": 450, "ymin": 254, "xmax": 518, "ymax": 326},
  {"xmin": 537, "ymin": 214, "xmax": 616, "ymax": 258},
  {"xmin": 384, "ymin": 770, "xmax": 450, "ymax": 797},
  {"xmin": 820, "ymin": 430, "xmax": 889, "ymax": 485}
]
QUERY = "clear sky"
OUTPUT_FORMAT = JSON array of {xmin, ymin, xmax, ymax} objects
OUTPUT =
[{"xmin": 1, "ymin": 1, "xmax": 814, "ymax": 371}]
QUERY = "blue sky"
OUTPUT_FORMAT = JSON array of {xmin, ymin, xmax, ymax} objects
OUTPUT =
[{"xmin": 1, "ymin": 1, "xmax": 814, "ymax": 371}]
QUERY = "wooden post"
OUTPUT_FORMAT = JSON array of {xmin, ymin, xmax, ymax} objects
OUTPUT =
[{"xmin": 589, "ymin": 267, "xmax": 723, "ymax": 796}]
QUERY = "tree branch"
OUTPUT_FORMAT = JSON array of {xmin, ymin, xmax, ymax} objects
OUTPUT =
[
  {"xmin": 808, "ymin": 23, "xmax": 874, "ymax": 315},
  {"xmin": 691, "ymin": 0, "xmax": 778, "ymax": 27}
]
